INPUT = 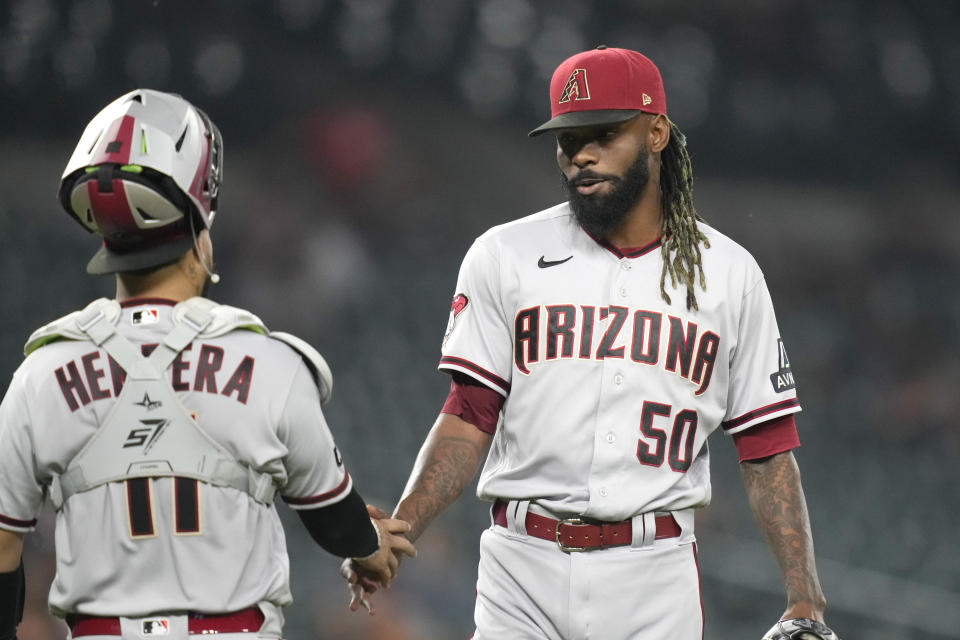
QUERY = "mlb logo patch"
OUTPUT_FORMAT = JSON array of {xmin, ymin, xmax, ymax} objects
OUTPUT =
[
  {"xmin": 140, "ymin": 618, "xmax": 170, "ymax": 635},
  {"xmin": 132, "ymin": 308, "xmax": 160, "ymax": 325}
]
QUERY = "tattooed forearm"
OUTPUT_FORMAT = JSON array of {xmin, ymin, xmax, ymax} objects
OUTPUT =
[
  {"xmin": 740, "ymin": 451, "xmax": 826, "ymax": 616},
  {"xmin": 395, "ymin": 414, "xmax": 491, "ymax": 542}
]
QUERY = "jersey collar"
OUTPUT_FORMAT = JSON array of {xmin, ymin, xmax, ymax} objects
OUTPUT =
[
  {"xmin": 118, "ymin": 297, "xmax": 178, "ymax": 308},
  {"xmin": 586, "ymin": 231, "xmax": 663, "ymax": 259}
]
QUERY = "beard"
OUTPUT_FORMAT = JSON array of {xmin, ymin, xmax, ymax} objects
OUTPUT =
[{"xmin": 561, "ymin": 147, "xmax": 651, "ymax": 238}]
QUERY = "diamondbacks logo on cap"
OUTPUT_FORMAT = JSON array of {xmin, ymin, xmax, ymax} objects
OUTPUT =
[
  {"xmin": 141, "ymin": 618, "xmax": 170, "ymax": 635},
  {"xmin": 132, "ymin": 308, "xmax": 159, "ymax": 325},
  {"xmin": 558, "ymin": 68, "xmax": 590, "ymax": 103}
]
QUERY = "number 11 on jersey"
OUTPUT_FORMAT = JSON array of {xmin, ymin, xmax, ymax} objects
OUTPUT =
[{"xmin": 126, "ymin": 477, "xmax": 202, "ymax": 538}]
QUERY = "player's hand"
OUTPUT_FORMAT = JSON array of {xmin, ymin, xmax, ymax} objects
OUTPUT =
[
  {"xmin": 365, "ymin": 504, "xmax": 391, "ymax": 519},
  {"xmin": 364, "ymin": 504, "xmax": 416, "ymax": 573},
  {"xmin": 340, "ymin": 508, "xmax": 416, "ymax": 614},
  {"xmin": 356, "ymin": 515, "xmax": 417, "ymax": 581},
  {"xmin": 340, "ymin": 558, "xmax": 380, "ymax": 614}
]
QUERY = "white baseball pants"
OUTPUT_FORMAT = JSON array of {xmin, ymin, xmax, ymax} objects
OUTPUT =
[{"xmin": 472, "ymin": 520, "xmax": 703, "ymax": 639}]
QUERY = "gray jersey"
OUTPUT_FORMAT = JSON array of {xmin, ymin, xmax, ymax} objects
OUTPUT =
[
  {"xmin": 0, "ymin": 298, "xmax": 351, "ymax": 629},
  {"xmin": 440, "ymin": 204, "xmax": 800, "ymax": 520}
]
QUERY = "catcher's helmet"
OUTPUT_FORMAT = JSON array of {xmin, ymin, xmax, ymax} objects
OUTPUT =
[{"xmin": 58, "ymin": 89, "xmax": 223, "ymax": 274}]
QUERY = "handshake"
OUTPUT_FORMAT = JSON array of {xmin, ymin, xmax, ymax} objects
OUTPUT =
[{"xmin": 338, "ymin": 505, "xmax": 417, "ymax": 615}]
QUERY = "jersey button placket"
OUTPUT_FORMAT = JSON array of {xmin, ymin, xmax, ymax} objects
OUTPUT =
[
  {"xmin": 613, "ymin": 259, "xmax": 630, "ymax": 300},
  {"xmin": 591, "ymin": 263, "xmax": 631, "ymax": 514}
]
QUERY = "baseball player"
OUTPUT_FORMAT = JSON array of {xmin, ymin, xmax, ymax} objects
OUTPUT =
[
  {"xmin": 342, "ymin": 47, "xmax": 841, "ymax": 640},
  {"xmin": 0, "ymin": 89, "xmax": 414, "ymax": 640}
]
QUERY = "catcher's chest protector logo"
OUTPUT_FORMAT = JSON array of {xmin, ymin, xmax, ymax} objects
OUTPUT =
[
  {"xmin": 558, "ymin": 68, "xmax": 590, "ymax": 103},
  {"xmin": 141, "ymin": 618, "xmax": 170, "ymax": 635},
  {"xmin": 443, "ymin": 293, "xmax": 469, "ymax": 347},
  {"xmin": 770, "ymin": 338, "xmax": 795, "ymax": 393},
  {"xmin": 123, "ymin": 418, "xmax": 171, "ymax": 453},
  {"xmin": 133, "ymin": 392, "xmax": 162, "ymax": 411}
]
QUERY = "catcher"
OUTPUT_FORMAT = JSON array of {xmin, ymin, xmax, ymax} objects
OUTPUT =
[{"xmin": 0, "ymin": 89, "xmax": 415, "ymax": 640}]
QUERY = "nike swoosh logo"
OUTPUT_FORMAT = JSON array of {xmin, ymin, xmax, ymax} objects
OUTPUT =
[{"xmin": 538, "ymin": 255, "xmax": 573, "ymax": 268}]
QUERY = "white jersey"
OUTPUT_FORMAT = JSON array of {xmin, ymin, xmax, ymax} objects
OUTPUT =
[
  {"xmin": 439, "ymin": 203, "xmax": 800, "ymax": 521},
  {"xmin": 0, "ymin": 298, "xmax": 351, "ymax": 632}
]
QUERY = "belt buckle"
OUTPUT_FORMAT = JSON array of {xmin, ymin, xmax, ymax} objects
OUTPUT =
[{"xmin": 555, "ymin": 517, "xmax": 587, "ymax": 552}]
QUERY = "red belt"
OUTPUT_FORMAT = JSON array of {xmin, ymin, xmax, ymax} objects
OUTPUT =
[
  {"xmin": 493, "ymin": 499, "xmax": 681, "ymax": 552},
  {"xmin": 67, "ymin": 607, "xmax": 264, "ymax": 637}
]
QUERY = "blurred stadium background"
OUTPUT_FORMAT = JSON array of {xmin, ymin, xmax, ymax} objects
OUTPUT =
[{"xmin": 2, "ymin": 0, "xmax": 959, "ymax": 638}]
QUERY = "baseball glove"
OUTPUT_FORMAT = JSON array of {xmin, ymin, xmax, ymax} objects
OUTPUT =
[{"xmin": 762, "ymin": 618, "xmax": 841, "ymax": 640}]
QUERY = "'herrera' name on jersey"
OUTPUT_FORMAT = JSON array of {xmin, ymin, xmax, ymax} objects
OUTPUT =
[{"xmin": 54, "ymin": 343, "xmax": 255, "ymax": 411}]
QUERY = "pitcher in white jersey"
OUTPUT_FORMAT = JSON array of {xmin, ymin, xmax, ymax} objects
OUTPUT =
[
  {"xmin": 0, "ymin": 89, "xmax": 415, "ymax": 640},
  {"xmin": 341, "ymin": 47, "xmax": 841, "ymax": 640}
]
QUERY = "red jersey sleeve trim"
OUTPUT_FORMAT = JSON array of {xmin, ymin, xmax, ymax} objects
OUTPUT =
[
  {"xmin": 732, "ymin": 415, "xmax": 801, "ymax": 462},
  {"xmin": 722, "ymin": 398, "xmax": 800, "ymax": 431},
  {"xmin": 0, "ymin": 513, "xmax": 37, "ymax": 529},
  {"xmin": 282, "ymin": 469, "xmax": 351, "ymax": 506},
  {"xmin": 441, "ymin": 376, "xmax": 505, "ymax": 435},
  {"xmin": 438, "ymin": 356, "xmax": 510, "ymax": 395}
]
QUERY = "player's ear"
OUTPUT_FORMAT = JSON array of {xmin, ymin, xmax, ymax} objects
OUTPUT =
[
  {"xmin": 648, "ymin": 114, "xmax": 670, "ymax": 154},
  {"xmin": 194, "ymin": 229, "xmax": 214, "ymax": 264}
]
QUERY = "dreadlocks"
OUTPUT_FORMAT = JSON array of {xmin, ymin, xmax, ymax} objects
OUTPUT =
[{"xmin": 658, "ymin": 120, "xmax": 709, "ymax": 310}]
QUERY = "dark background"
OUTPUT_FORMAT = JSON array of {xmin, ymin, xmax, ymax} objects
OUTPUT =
[{"xmin": 2, "ymin": 1, "xmax": 959, "ymax": 638}]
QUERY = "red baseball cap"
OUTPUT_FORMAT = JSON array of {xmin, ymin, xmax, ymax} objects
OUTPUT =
[{"xmin": 529, "ymin": 46, "xmax": 667, "ymax": 137}]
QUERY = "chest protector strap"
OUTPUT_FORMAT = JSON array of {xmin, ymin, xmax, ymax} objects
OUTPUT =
[{"xmin": 48, "ymin": 303, "xmax": 277, "ymax": 510}]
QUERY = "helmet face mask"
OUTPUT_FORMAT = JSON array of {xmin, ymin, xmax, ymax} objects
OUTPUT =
[
  {"xmin": 58, "ymin": 89, "xmax": 224, "ymax": 274},
  {"xmin": 196, "ymin": 107, "xmax": 223, "ymax": 217}
]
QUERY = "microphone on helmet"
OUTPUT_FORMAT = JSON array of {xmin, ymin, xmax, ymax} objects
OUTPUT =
[
  {"xmin": 189, "ymin": 215, "xmax": 221, "ymax": 284},
  {"xmin": 200, "ymin": 258, "xmax": 221, "ymax": 284}
]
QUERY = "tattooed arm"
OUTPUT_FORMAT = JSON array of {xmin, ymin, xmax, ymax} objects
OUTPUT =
[
  {"xmin": 341, "ymin": 412, "xmax": 491, "ymax": 613},
  {"xmin": 740, "ymin": 451, "xmax": 827, "ymax": 622},
  {"xmin": 393, "ymin": 412, "xmax": 492, "ymax": 542}
]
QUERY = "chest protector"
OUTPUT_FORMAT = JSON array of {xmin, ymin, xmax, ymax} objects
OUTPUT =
[{"xmin": 26, "ymin": 298, "xmax": 333, "ymax": 510}]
